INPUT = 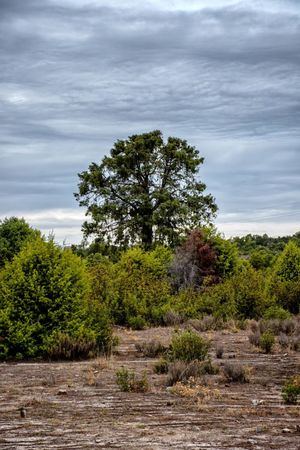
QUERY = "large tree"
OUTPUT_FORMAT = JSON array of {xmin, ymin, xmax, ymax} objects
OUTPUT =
[{"xmin": 75, "ymin": 130, "xmax": 217, "ymax": 248}]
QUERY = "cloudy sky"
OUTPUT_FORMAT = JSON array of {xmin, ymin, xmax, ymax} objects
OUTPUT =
[{"xmin": 1, "ymin": 0, "xmax": 299, "ymax": 243}]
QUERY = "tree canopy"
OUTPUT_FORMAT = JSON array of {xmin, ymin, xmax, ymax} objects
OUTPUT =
[
  {"xmin": 0, "ymin": 217, "xmax": 40, "ymax": 267},
  {"xmin": 75, "ymin": 130, "xmax": 217, "ymax": 248}
]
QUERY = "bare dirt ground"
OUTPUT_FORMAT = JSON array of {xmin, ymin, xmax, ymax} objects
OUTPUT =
[{"xmin": 0, "ymin": 326, "xmax": 299, "ymax": 449}]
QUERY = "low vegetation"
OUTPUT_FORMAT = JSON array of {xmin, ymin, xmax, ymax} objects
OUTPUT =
[{"xmin": 115, "ymin": 367, "xmax": 149, "ymax": 393}]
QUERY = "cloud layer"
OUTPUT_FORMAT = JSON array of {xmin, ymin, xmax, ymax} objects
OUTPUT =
[{"xmin": 0, "ymin": 0, "xmax": 299, "ymax": 242}]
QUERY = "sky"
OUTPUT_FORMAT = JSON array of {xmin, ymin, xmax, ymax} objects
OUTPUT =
[{"xmin": 0, "ymin": 0, "xmax": 299, "ymax": 243}]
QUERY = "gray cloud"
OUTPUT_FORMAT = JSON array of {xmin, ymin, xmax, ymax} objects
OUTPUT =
[{"xmin": 0, "ymin": 0, "xmax": 299, "ymax": 241}]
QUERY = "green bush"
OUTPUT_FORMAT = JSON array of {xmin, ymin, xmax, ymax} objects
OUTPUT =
[
  {"xmin": 263, "ymin": 306, "xmax": 291, "ymax": 321},
  {"xmin": 169, "ymin": 330, "xmax": 210, "ymax": 362},
  {"xmin": 259, "ymin": 331, "xmax": 275, "ymax": 353},
  {"xmin": 282, "ymin": 376, "xmax": 300, "ymax": 404},
  {"xmin": 0, "ymin": 217, "xmax": 40, "ymax": 267},
  {"xmin": 128, "ymin": 316, "xmax": 147, "ymax": 330},
  {"xmin": 0, "ymin": 237, "xmax": 112, "ymax": 359},
  {"xmin": 115, "ymin": 367, "xmax": 149, "ymax": 392}
]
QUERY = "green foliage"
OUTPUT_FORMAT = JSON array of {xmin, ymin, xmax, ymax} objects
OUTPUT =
[
  {"xmin": 115, "ymin": 367, "xmax": 149, "ymax": 392},
  {"xmin": 169, "ymin": 330, "xmax": 210, "ymax": 362},
  {"xmin": 274, "ymin": 241, "xmax": 300, "ymax": 281},
  {"xmin": 249, "ymin": 248, "xmax": 274, "ymax": 269},
  {"xmin": 263, "ymin": 306, "xmax": 291, "ymax": 321},
  {"xmin": 259, "ymin": 331, "xmax": 275, "ymax": 353},
  {"xmin": 75, "ymin": 130, "xmax": 217, "ymax": 249},
  {"xmin": 229, "ymin": 266, "xmax": 272, "ymax": 319},
  {"xmin": 211, "ymin": 233, "xmax": 240, "ymax": 279},
  {"xmin": 0, "ymin": 217, "xmax": 40, "ymax": 267},
  {"xmin": 0, "ymin": 237, "xmax": 111, "ymax": 359},
  {"xmin": 270, "ymin": 242, "xmax": 300, "ymax": 314},
  {"xmin": 282, "ymin": 376, "xmax": 300, "ymax": 404},
  {"xmin": 111, "ymin": 246, "xmax": 172, "ymax": 326}
]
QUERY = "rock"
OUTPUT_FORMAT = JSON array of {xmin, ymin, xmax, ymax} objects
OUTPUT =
[
  {"xmin": 282, "ymin": 428, "xmax": 292, "ymax": 433},
  {"xmin": 57, "ymin": 389, "xmax": 68, "ymax": 396}
]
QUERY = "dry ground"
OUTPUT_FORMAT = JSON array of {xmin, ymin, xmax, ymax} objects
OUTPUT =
[{"xmin": 0, "ymin": 326, "xmax": 299, "ymax": 449}]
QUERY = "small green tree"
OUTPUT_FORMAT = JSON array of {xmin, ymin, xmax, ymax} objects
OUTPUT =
[
  {"xmin": 274, "ymin": 241, "xmax": 300, "ymax": 281},
  {"xmin": 0, "ymin": 217, "xmax": 40, "ymax": 267},
  {"xmin": 0, "ymin": 237, "xmax": 111, "ymax": 359},
  {"xmin": 271, "ymin": 242, "xmax": 300, "ymax": 313},
  {"xmin": 75, "ymin": 130, "xmax": 217, "ymax": 249}
]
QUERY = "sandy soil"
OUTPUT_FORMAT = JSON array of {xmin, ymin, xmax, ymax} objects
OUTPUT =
[{"xmin": 0, "ymin": 326, "xmax": 299, "ymax": 449}]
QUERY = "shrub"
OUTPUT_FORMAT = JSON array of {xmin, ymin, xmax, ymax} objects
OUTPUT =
[
  {"xmin": 128, "ymin": 316, "xmax": 147, "ymax": 330},
  {"xmin": 166, "ymin": 360, "xmax": 216, "ymax": 386},
  {"xmin": 0, "ymin": 237, "xmax": 112, "ymax": 360},
  {"xmin": 278, "ymin": 333, "xmax": 289, "ymax": 348},
  {"xmin": 169, "ymin": 330, "xmax": 210, "ymax": 362},
  {"xmin": 263, "ymin": 306, "xmax": 291, "ymax": 321},
  {"xmin": 135, "ymin": 340, "xmax": 167, "ymax": 358},
  {"xmin": 0, "ymin": 217, "xmax": 40, "ymax": 267},
  {"xmin": 259, "ymin": 331, "xmax": 275, "ymax": 353},
  {"xmin": 163, "ymin": 310, "xmax": 184, "ymax": 326},
  {"xmin": 115, "ymin": 367, "xmax": 149, "ymax": 392},
  {"xmin": 282, "ymin": 376, "xmax": 300, "ymax": 404},
  {"xmin": 153, "ymin": 358, "xmax": 169, "ymax": 374},
  {"xmin": 187, "ymin": 315, "xmax": 218, "ymax": 332},
  {"xmin": 223, "ymin": 363, "xmax": 250, "ymax": 383},
  {"xmin": 45, "ymin": 331, "xmax": 98, "ymax": 360},
  {"xmin": 248, "ymin": 331, "xmax": 261, "ymax": 347}
]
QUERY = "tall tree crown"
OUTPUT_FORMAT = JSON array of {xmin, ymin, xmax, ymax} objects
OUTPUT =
[{"xmin": 75, "ymin": 130, "xmax": 217, "ymax": 248}]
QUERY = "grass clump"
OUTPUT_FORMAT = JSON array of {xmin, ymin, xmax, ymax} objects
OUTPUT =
[
  {"xmin": 223, "ymin": 362, "xmax": 250, "ymax": 383},
  {"xmin": 115, "ymin": 367, "xmax": 149, "ymax": 393},
  {"xmin": 169, "ymin": 330, "xmax": 210, "ymax": 362},
  {"xmin": 153, "ymin": 358, "xmax": 169, "ymax": 374},
  {"xmin": 135, "ymin": 340, "xmax": 167, "ymax": 358},
  {"xmin": 282, "ymin": 376, "xmax": 300, "ymax": 404}
]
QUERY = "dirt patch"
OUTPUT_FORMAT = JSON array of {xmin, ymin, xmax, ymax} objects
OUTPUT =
[{"xmin": 0, "ymin": 326, "xmax": 299, "ymax": 449}]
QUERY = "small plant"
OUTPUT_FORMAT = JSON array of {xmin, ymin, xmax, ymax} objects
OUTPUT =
[
  {"xmin": 166, "ymin": 359, "xmax": 218, "ymax": 386},
  {"xmin": 115, "ymin": 367, "xmax": 149, "ymax": 392},
  {"xmin": 128, "ymin": 316, "xmax": 147, "ymax": 330},
  {"xmin": 259, "ymin": 331, "xmax": 275, "ymax": 354},
  {"xmin": 163, "ymin": 311, "xmax": 184, "ymax": 326},
  {"xmin": 248, "ymin": 331, "xmax": 260, "ymax": 347},
  {"xmin": 278, "ymin": 332, "xmax": 289, "ymax": 348},
  {"xmin": 215, "ymin": 344, "xmax": 224, "ymax": 359},
  {"xmin": 223, "ymin": 363, "xmax": 250, "ymax": 383},
  {"xmin": 282, "ymin": 376, "xmax": 300, "ymax": 404},
  {"xmin": 169, "ymin": 330, "xmax": 210, "ymax": 362},
  {"xmin": 290, "ymin": 334, "xmax": 300, "ymax": 351},
  {"xmin": 153, "ymin": 358, "xmax": 169, "ymax": 374},
  {"xmin": 135, "ymin": 340, "xmax": 167, "ymax": 358}
]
